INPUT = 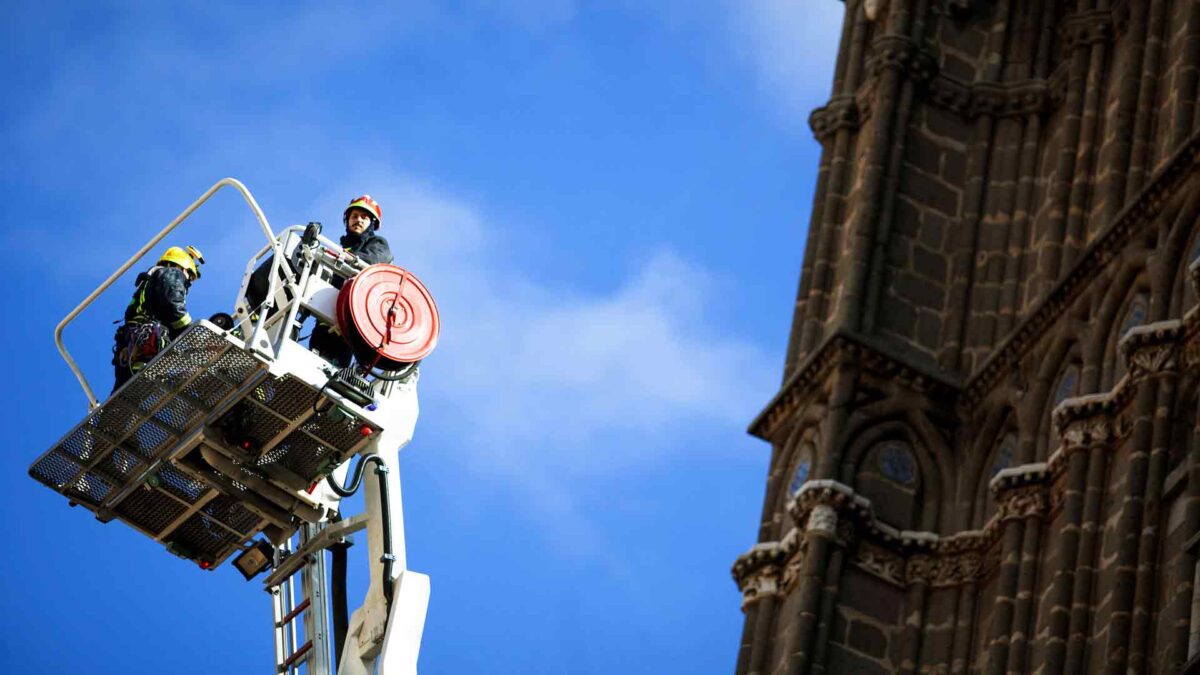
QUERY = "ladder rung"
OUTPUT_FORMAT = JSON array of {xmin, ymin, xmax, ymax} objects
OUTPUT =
[
  {"xmin": 278, "ymin": 640, "xmax": 313, "ymax": 672},
  {"xmin": 277, "ymin": 598, "xmax": 311, "ymax": 627}
]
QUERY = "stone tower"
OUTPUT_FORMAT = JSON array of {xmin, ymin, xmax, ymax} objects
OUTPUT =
[{"xmin": 732, "ymin": 1, "xmax": 1200, "ymax": 674}]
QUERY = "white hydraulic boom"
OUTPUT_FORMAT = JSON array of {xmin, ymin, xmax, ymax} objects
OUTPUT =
[{"xmin": 29, "ymin": 178, "xmax": 439, "ymax": 675}]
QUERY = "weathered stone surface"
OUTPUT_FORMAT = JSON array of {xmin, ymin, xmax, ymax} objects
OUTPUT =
[{"xmin": 738, "ymin": 1, "xmax": 1200, "ymax": 674}]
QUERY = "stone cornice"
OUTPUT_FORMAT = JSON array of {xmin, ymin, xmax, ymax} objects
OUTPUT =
[
  {"xmin": 1121, "ymin": 320, "xmax": 1183, "ymax": 381},
  {"xmin": 962, "ymin": 133, "xmax": 1200, "ymax": 409},
  {"xmin": 867, "ymin": 34, "xmax": 938, "ymax": 83},
  {"xmin": 926, "ymin": 75, "xmax": 1052, "ymax": 120},
  {"xmin": 766, "ymin": 478, "xmax": 1071, "ymax": 590},
  {"xmin": 1052, "ymin": 393, "xmax": 1115, "ymax": 458},
  {"xmin": 748, "ymin": 331, "xmax": 963, "ymax": 441},
  {"xmin": 809, "ymin": 95, "xmax": 861, "ymax": 143},
  {"xmin": 730, "ymin": 541, "xmax": 787, "ymax": 606}
]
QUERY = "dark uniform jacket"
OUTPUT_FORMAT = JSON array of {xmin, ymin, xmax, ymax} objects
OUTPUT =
[
  {"xmin": 341, "ymin": 229, "xmax": 393, "ymax": 266},
  {"xmin": 125, "ymin": 265, "xmax": 193, "ymax": 338}
]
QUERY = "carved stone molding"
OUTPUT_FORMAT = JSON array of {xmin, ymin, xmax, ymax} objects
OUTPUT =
[
  {"xmin": 739, "ymin": 572, "xmax": 780, "ymax": 610},
  {"xmin": 731, "ymin": 542, "xmax": 786, "ymax": 609},
  {"xmin": 926, "ymin": 75, "xmax": 972, "ymax": 114},
  {"xmin": 780, "ymin": 532, "xmax": 810, "ymax": 594},
  {"xmin": 807, "ymin": 504, "xmax": 839, "ymax": 535},
  {"xmin": 788, "ymin": 479, "xmax": 874, "ymax": 528},
  {"xmin": 1061, "ymin": 10, "xmax": 1115, "ymax": 50},
  {"xmin": 750, "ymin": 331, "xmax": 962, "ymax": 441},
  {"xmin": 857, "ymin": 541, "xmax": 905, "ymax": 586},
  {"xmin": 809, "ymin": 95, "xmax": 861, "ymax": 143},
  {"xmin": 854, "ymin": 534, "xmax": 990, "ymax": 588},
  {"xmin": 868, "ymin": 35, "xmax": 939, "ymax": 83},
  {"xmin": 925, "ymin": 77, "xmax": 1052, "ymax": 120},
  {"xmin": 995, "ymin": 484, "xmax": 1049, "ymax": 522},
  {"xmin": 990, "ymin": 462, "xmax": 1049, "ymax": 492},
  {"xmin": 1121, "ymin": 320, "xmax": 1183, "ymax": 382},
  {"xmin": 1053, "ymin": 393, "xmax": 1113, "ymax": 444},
  {"xmin": 783, "ymin": 480, "xmax": 1000, "ymax": 589},
  {"xmin": 905, "ymin": 554, "xmax": 933, "ymax": 585}
]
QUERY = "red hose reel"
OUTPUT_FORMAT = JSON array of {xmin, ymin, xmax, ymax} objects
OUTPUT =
[{"xmin": 334, "ymin": 264, "xmax": 440, "ymax": 370}]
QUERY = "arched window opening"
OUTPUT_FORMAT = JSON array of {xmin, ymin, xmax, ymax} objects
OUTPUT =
[
  {"xmin": 1115, "ymin": 293, "xmax": 1149, "ymax": 381},
  {"xmin": 1053, "ymin": 365, "xmax": 1080, "ymax": 408},
  {"xmin": 1184, "ymin": 236, "xmax": 1200, "ymax": 309},
  {"xmin": 990, "ymin": 433, "xmax": 1017, "ymax": 479},
  {"xmin": 857, "ymin": 441, "xmax": 921, "ymax": 530},
  {"xmin": 788, "ymin": 444, "xmax": 814, "ymax": 498},
  {"xmin": 977, "ymin": 432, "xmax": 1018, "ymax": 526}
]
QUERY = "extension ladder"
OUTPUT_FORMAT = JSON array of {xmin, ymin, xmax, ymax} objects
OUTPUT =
[{"xmin": 272, "ymin": 523, "xmax": 334, "ymax": 675}]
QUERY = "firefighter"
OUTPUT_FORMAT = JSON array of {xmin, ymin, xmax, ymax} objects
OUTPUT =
[
  {"xmin": 112, "ymin": 245, "xmax": 205, "ymax": 391},
  {"xmin": 338, "ymin": 194, "xmax": 392, "ymax": 266},
  {"xmin": 310, "ymin": 195, "xmax": 394, "ymax": 367}
]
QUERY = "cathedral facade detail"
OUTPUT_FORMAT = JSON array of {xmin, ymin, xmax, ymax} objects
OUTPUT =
[{"xmin": 734, "ymin": 1, "xmax": 1200, "ymax": 674}]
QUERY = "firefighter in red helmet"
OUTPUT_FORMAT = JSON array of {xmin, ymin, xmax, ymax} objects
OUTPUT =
[
  {"xmin": 338, "ymin": 195, "xmax": 392, "ymax": 264},
  {"xmin": 310, "ymin": 195, "xmax": 395, "ymax": 367}
]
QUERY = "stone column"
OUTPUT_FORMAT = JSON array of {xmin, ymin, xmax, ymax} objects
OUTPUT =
[
  {"xmin": 899, "ymin": 555, "xmax": 931, "ymax": 675},
  {"xmin": 1126, "ymin": 0, "xmax": 1167, "ymax": 199},
  {"xmin": 1062, "ymin": 6, "xmax": 1113, "ymax": 269},
  {"xmin": 1124, "ymin": 326, "xmax": 1182, "ymax": 671},
  {"xmin": 1101, "ymin": 378, "xmax": 1160, "ymax": 675},
  {"xmin": 787, "ymin": 504, "xmax": 839, "ymax": 675},
  {"xmin": 1171, "ymin": 384, "xmax": 1200, "ymax": 668},
  {"xmin": 1035, "ymin": 5, "xmax": 1094, "ymax": 297},
  {"xmin": 799, "ymin": 1, "xmax": 869, "ymax": 353},
  {"xmin": 732, "ymin": 542, "xmax": 786, "ymax": 675},
  {"xmin": 1045, "ymin": 398, "xmax": 1109, "ymax": 675},
  {"xmin": 984, "ymin": 478, "xmax": 1048, "ymax": 675}
]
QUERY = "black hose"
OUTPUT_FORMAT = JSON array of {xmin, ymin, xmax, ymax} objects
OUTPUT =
[
  {"xmin": 330, "ymin": 537, "xmax": 351, "ymax": 669},
  {"xmin": 365, "ymin": 361, "xmax": 420, "ymax": 381},
  {"xmin": 325, "ymin": 453, "xmax": 375, "ymax": 497},
  {"xmin": 324, "ymin": 454, "xmax": 397, "ymax": 606},
  {"xmin": 373, "ymin": 459, "xmax": 397, "ymax": 607}
]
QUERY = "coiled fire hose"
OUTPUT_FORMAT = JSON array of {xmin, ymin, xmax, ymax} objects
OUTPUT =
[{"xmin": 334, "ymin": 264, "xmax": 440, "ymax": 376}]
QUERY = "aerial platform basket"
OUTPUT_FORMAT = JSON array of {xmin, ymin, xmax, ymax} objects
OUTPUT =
[
  {"xmin": 29, "ymin": 321, "xmax": 384, "ymax": 569},
  {"xmin": 31, "ymin": 178, "xmax": 435, "ymax": 574}
]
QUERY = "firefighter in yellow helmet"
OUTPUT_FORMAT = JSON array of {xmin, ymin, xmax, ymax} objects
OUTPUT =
[{"xmin": 112, "ymin": 245, "xmax": 205, "ymax": 391}]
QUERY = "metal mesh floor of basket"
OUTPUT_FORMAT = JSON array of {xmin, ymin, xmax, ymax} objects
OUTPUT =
[
  {"xmin": 29, "ymin": 322, "xmax": 268, "ymax": 568},
  {"xmin": 30, "ymin": 321, "xmax": 382, "ymax": 570}
]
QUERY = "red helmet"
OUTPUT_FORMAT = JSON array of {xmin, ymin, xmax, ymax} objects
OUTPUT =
[{"xmin": 344, "ymin": 195, "xmax": 383, "ymax": 230}]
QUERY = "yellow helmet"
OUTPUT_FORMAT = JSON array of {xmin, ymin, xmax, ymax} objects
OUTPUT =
[{"xmin": 159, "ymin": 245, "xmax": 206, "ymax": 280}]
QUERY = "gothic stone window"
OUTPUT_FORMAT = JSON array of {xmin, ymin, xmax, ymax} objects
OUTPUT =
[
  {"xmin": 1054, "ymin": 365, "xmax": 1079, "ymax": 408},
  {"xmin": 1115, "ymin": 293, "xmax": 1149, "ymax": 381},
  {"xmin": 857, "ymin": 441, "xmax": 921, "ymax": 531},
  {"xmin": 990, "ymin": 433, "xmax": 1016, "ymax": 479},
  {"xmin": 981, "ymin": 433, "xmax": 1018, "ymax": 522},
  {"xmin": 1184, "ymin": 236, "xmax": 1200, "ymax": 308},
  {"xmin": 788, "ymin": 444, "xmax": 814, "ymax": 497}
]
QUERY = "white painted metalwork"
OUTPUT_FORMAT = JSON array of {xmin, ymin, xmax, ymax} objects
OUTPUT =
[
  {"xmin": 32, "ymin": 179, "xmax": 431, "ymax": 674},
  {"xmin": 55, "ymin": 177, "xmax": 283, "ymax": 409}
]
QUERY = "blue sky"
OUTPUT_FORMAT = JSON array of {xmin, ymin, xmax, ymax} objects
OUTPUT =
[{"xmin": 0, "ymin": 2, "xmax": 841, "ymax": 673}]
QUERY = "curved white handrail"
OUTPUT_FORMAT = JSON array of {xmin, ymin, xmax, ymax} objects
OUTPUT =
[{"xmin": 55, "ymin": 177, "xmax": 282, "ymax": 409}]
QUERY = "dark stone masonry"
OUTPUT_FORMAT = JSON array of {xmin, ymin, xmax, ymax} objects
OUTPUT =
[{"xmin": 732, "ymin": 1, "xmax": 1200, "ymax": 673}]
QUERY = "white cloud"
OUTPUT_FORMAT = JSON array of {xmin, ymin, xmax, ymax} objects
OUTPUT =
[
  {"xmin": 303, "ymin": 173, "xmax": 774, "ymax": 547},
  {"xmin": 720, "ymin": 0, "xmax": 846, "ymax": 127}
]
